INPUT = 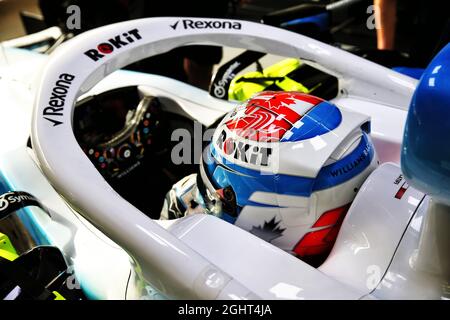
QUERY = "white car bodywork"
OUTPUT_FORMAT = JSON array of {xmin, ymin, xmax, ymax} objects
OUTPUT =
[{"xmin": 0, "ymin": 17, "xmax": 446, "ymax": 299}]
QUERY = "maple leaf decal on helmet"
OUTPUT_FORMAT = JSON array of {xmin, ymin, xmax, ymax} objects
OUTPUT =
[{"xmin": 250, "ymin": 217, "xmax": 286, "ymax": 243}]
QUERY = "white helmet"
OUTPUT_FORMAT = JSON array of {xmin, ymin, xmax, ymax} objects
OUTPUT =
[{"xmin": 198, "ymin": 91, "xmax": 378, "ymax": 258}]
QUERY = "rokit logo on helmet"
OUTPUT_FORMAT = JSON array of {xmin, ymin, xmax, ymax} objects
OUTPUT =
[
  {"xmin": 84, "ymin": 29, "xmax": 142, "ymax": 62},
  {"xmin": 170, "ymin": 19, "xmax": 242, "ymax": 30},
  {"xmin": 42, "ymin": 73, "xmax": 75, "ymax": 127},
  {"xmin": 216, "ymin": 130, "xmax": 272, "ymax": 166}
]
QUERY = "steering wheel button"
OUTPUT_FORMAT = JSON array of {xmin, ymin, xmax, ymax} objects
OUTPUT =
[
  {"xmin": 144, "ymin": 120, "xmax": 149, "ymax": 126},
  {"xmin": 99, "ymin": 156, "xmax": 105, "ymax": 163},
  {"xmin": 143, "ymin": 128, "xmax": 149, "ymax": 134},
  {"xmin": 107, "ymin": 161, "xmax": 120, "ymax": 174},
  {"xmin": 136, "ymin": 144, "xmax": 145, "ymax": 155},
  {"xmin": 117, "ymin": 144, "xmax": 133, "ymax": 161},
  {"xmin": 105, "ymin": 148, "xmax": 115, "ymax": 159}
]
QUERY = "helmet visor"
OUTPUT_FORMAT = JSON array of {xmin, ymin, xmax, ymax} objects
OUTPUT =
[{"xmin": 198, "ymin": 156, "xmax": 239, "ymax": 219}]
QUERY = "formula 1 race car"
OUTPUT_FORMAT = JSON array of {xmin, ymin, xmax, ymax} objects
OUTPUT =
[{"xmin": 0, "ymin": 17, "xmax": 448, "ymax": 300}]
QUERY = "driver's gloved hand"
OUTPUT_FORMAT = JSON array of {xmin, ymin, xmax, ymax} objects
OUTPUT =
[{"xmin": 160, "ymin": 174, "xmax": 207, "ymax": 220}]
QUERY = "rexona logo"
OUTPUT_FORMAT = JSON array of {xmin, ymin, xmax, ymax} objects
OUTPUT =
[
  {"xmin": 170, "ymin": 19, "xmax": 241, "ymax": 30},
  {"xmin": 43, "ymin": 73, "xmax": 75, "ymax": 127},
  {"xmin": 84, "ymin": 28, "xmax": 142, "ymax": 62}
]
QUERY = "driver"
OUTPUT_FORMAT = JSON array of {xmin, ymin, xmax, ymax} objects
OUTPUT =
[{"xmin": 161, "ymin": 91, "xmax": 378, "ymax": 260}]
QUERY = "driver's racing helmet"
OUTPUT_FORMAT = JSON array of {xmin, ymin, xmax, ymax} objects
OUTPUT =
[{"xmin": 198, "ymin": 91, "xmax": 378, "ymax": 257}]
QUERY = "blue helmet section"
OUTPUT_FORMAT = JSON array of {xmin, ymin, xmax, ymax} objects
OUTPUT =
[
  {"xmin": 204, "ymin": 131, "xmax": 374, "ymax": 212},
  {"xmin": 280, "ymin": 101, "xmax": 342, "ymax": 142},
  {"xmin": 401, "ymin": 43, "xmax": 450, "ymax": 206},
  {"xmin": 313, "ymin": 133, "xmax": 374, "ymax": 190},
  {"xmin": 392, "ymin": 67, "xmax": 424, "ymax": 80}
]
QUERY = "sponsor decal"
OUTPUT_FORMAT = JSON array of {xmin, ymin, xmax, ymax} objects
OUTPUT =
[
  {"xmin": 42, "ymin": 73, "xmax": 75, "ymax": 127},
  {"xmin": 395, "ymin": 181, "xmax": 409, "ymax": 199},
  {"xmin": 250, "ymin": 217, "xmax": 286, "ymax": 243},
  {"xmin": 170, "ymin": 19, "xmax": 242, "ymax": 30},
  {"xmin": 210, "ymin": 50, "xmax": 266, "ymax": 100},
  {"xmin": 313, "ymin": 134, "xmax": 373, "ymax": 191},
  {"xmin": 216, "ymin": 130, "xmax": 272, "ymax": 166},
  {"xmin": 0, "ymin": 191, "xmax": 46, "ymax": 220},
  {"xmin": 213, "ymin": 61, "xmax": 240, "ymax": 98},
  {"xmin": 330, "ymin": 143, "xmax": 371, "ymax": 177},
  {"xmin": 394, "ymin": 174, "xmax": 403, "ymax": 185},
  {"xmin": 84, "ymin": 28, "xmax": 142, "ymax": 62},
  {"xmin": 0, "ymin": 196, "xmax": 8, "ymax": 211}
]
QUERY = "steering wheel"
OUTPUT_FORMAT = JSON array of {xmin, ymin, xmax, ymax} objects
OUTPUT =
[
  {"xmin": 75, "ymin": 92, "xmax": 181, "ymax": 217},
  {"xmin": 79, "ymin": 95, "xmax": 163, "ymax": 181}
]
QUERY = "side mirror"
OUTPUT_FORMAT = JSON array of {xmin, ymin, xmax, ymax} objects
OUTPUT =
[
  {"xmin": 401, "ymin": 43, "xmax": 450, "ymax": 206},
  {"xmin": 401, "ymin": 43, "xmax": 450, "ymax": 278}
]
